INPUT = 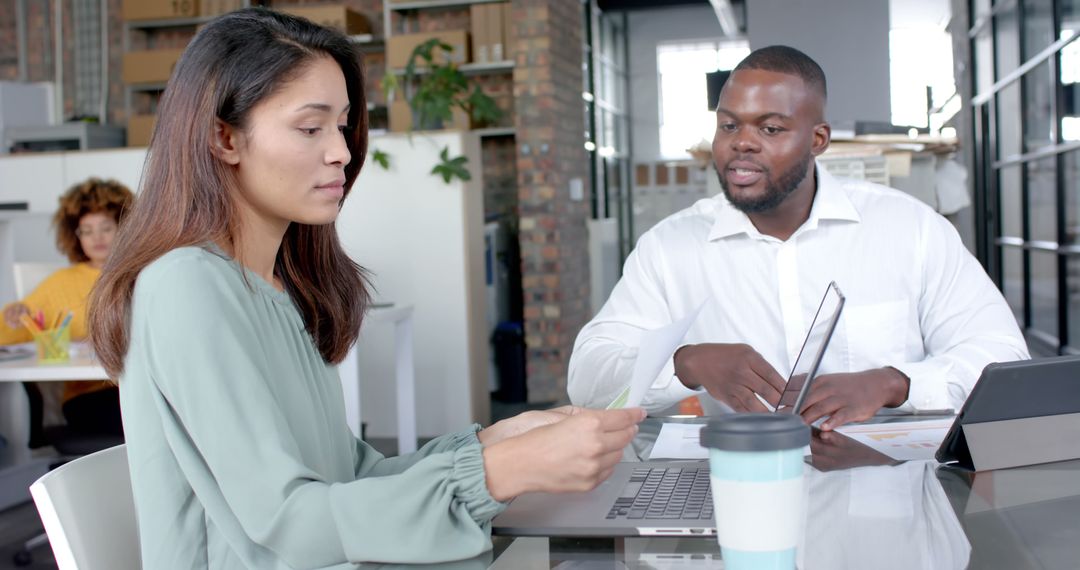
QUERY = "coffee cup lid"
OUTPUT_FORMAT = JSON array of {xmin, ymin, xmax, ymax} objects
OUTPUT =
[{"xmin": 700, "ymin": 413, "xmax": 809, "ymax": 452}]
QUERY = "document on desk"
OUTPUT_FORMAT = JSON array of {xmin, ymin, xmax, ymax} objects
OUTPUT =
[
  {"xmin": 607, "ymin": 301, "xmax": 708, "ymax": 410},
  {"xmin": 0, "ymin": 344, "xmax": 33, "ymax": 362},
  {"xmin": 649, "ymin": 423, "xmax": 708, "ymax": 460},
  {"xmin": 835, "ymin": 418, "xmax": 954, "ymax": 461}
]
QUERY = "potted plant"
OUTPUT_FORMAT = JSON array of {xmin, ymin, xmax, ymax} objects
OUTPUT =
[{"xmin": 375, "ymin": 38, "xmax": 503, "ymax": 183}]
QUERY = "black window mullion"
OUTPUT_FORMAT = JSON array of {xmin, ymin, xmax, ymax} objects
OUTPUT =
[{"xmin": 1053, "ymin": 0, "xmax": 1068, "ymax": 351}]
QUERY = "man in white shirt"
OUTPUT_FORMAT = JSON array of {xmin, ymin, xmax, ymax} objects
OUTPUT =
[{"xmin": 567, "ymin": 45, "xmax": 1029, "ymax": 430}]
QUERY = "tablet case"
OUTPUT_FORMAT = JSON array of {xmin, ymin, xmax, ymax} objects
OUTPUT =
[{"xmin": 936, "ymin": 355, "xmax": 1080, "ymax": 471}]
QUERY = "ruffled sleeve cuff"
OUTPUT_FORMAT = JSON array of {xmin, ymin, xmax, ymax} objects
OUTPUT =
[{"xmin": 450, "ymin": 442, "xmax": 507, "ymax": 523}]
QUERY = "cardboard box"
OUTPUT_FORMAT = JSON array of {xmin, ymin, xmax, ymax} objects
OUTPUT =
[
  {"xmin": 389, "ymin": 100, "xmax": 470, "ymax": 132},
  {"xmin": 122, "ymin": 49, "xmax": 185, "ymax": 84},
  {"xmin": 389, "ymin": 100, "xmax": 411, "ymax": 133},
  {"xmin": 278, "ymin": 5, "xmax": 370, "ymax": 35},
  {"xmin": 122, "ymin": 0, "xmax": 199, "ymax": 20},
  {"xmin": 200, "ymin": 0, "xmax": 241, "ymax": 17},
  {"xmin": 127, "ymin": 114, "xmax": 157, "ymax": 147},
  {"xmin": 470, "ymin": 4, "xmax": 489, "ymax": 64},
  {"xmin": 387, "ymin": 30, "xmax": 470, "ymax": 69},
  {"xmin": 501, "ymin": 2, "xmax": 513, "ymax": 61},
  {"xmin": 487, "ymin": 4, "xmax": 504, "ymax": 62}
]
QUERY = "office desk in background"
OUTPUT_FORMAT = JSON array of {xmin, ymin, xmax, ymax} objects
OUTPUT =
[
  {"xmin": 0, "ymin": 353, "xmax": 108, "ymax": 509},
  {"xmin": 338, "ymin": 304, "xmax": 417, "ymax": 455},
  {"xmin": 0, "ymin": 304, "xmax": 417, "ymax": 509}
]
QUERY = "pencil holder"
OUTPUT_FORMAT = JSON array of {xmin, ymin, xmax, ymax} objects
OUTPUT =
[{"xmin": 32, "ymin": 326, "xmax": 71, "ymax": 364}]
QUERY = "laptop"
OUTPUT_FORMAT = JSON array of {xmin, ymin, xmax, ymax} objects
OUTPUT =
[{"xmin": 492, "ymin": 282, "xmax": 846, "ymax": 537}]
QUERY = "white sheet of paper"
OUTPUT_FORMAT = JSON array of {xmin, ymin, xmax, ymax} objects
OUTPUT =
[
  {"xmin": 650, "ymin": 421, "xmax": 813, "ymax": 460},
  {"xmin": 649, "ymin": 423, "xmax": 708, "ymax": 460},
  {"xmin": 835, "ymin": 418, "xmax": 954, "ymax": 461},
  {"xmin": 608, "ymin": 301, "xmax": 707, "ymax": 410}
]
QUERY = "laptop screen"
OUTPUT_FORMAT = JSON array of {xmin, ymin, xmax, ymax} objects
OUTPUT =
[{"xmin": 776, "ymin": 281, "xmax": 846, "ymax": 415}]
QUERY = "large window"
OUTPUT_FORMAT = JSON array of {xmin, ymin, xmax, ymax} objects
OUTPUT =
[
  {"xmin": 657, "ymin": 39, "xmax": 749, "ymax": 159},
  {"xmin": 968, "ymin": 0, "xmax": 1080, "ymax": 354},
  {"xmin": 890, "ymin": 28, "xmax": 959, "ymax": 131}
]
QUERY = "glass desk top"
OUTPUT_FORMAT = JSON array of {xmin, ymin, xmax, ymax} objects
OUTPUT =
[{"xmin": 358, "ymin": 417, "xmax": 1080, "ymax": 569}]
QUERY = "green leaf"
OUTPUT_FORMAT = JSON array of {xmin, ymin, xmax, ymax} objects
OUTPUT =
[
  {"xmin": 464, "ymin": 85, "xmax": 503, "ymax": 126},
  {"xmin": 371, "ymin": 149, "xmax": 390, "ymax": 170},
  {"xmin": 431, "ymin": 148, "xmax": 472, "ymax": 183},
  {"xmin": 380, "ymin": 73, "xmax": 399, "ymax": 102}
]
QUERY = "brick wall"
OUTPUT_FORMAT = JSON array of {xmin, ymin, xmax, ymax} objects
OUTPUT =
[
  {"xmin": 511, "ymin": 0, "xmax": 589, "ymax": 403},
  {"xmin": 0, "ymin": 0, "xmax": 17, "ymax": 80}
]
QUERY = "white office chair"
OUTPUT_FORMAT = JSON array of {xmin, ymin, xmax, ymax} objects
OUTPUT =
[
  {"xmin": 28, "ymin": 444, "xmax": 140, "ymax": 570},
  {"xmin": 13, "ymin": 261, "xmax": 65, "ymax": 298}
]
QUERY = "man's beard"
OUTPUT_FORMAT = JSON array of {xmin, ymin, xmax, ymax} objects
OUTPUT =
[{"xmin": 717, "ymin": 152, "xmax": 813, "ymax": 214}]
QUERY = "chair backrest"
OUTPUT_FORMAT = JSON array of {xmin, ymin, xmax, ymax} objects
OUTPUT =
[
  {"xmin": 30, "ymin": 444, "xmax": 140, "ymax": 570},
  {"xmin": 13, "ymin": 262, "xmax": 65, "ymax": 298}
]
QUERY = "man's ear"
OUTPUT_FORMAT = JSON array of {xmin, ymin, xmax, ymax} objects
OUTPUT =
[
  {"xmin": 811, "ymin": 122, "xmax": 831, "ymax": 157},
  {"xmin": 211, "ymin": 119, "xmax": 241, "ymax": 165}
]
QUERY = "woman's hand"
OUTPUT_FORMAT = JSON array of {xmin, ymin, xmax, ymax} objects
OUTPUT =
[
  {"xmin": 481, "ymin": 407, "xmax": 645, "ymax": 502},
  {"xmin": 3, "ymin": 303, "xmax": 30, "ymax": 330},
  {"xmin": 477, "ymin": 405, "xmax": 581, "ymax": 446}
]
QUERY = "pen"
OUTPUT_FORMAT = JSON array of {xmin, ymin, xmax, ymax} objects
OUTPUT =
[
  {"xmin": 911, "ymin": 408, "xmax": 954, "ymax": 416},
  {"xmin": 52, "ymin": 309, "xmax": 65, "ymax": 329},
  {"xmin": 19, "ymin": 314, "xmax": 40, "ymax": 332},
  {"xmin": 53, "ymin": 311, "xmax": 74, "ymax": 341}
]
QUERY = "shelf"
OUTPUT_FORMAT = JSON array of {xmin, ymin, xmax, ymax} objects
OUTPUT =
[
  {"xmin": 391, "ymin": 60, "xmax": 514, "ymax": 76},
  {"xmin": 125, "ymin": 16, "xmax": 214, "ymax": 30},
  {"xmin": 389, "ymin": 0, "xmax": 507, "ymax": 11},
  {"xmin": 5, "ymin": 124, "xmax": 126, "ymax": 151},
  {"xmin": 127, "ymin": 83, "xmax": 168, "ymax": 93},
  {"xmin": 350, "ymin": 34, "xmax": 385, "ymax": 53},
  {"xmin": 475, "ymin": 127, "xmax": 515, "ymax": 138}
]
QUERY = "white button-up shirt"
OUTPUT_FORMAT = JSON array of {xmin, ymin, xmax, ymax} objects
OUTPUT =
[{"xmin": 568, "ymin": 166, "xmax": 1029, "ymax": 414}]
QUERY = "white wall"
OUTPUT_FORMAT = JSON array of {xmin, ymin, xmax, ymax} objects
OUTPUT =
[
  {"xmin": 0, "ymin": 148, "xmax": 148, "ymax": 303},
  {"xmin": 745, "ymin": 0, "xmax": 892, "ymax": 128},
  {"xmin": 336, "ymin": 131, "xmax": 489, "ymax": 438},
  {"xmin": 628, "ymin": 5, "xmax": 724, "ymax": 163},
  {"xmin": 628, "ymin": 1, "xmax": 893, "ymax": 163},
  {"xmin": 0, "ymin": 148, "xmax": 146, "ymax": 212}
]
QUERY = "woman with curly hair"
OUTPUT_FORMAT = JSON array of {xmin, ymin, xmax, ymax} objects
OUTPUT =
[{"xmin": 1, "ymin": 177, "xmax": 133, "ymax": 435}]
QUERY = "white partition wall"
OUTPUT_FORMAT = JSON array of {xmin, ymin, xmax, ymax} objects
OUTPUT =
[
  {"xmin": 0, "ymin": 148, "xmax": 147, "ymax": 304},
  {"xmin": 337, "ymin": 131, "xmax": 489, "ymax": 438},
  {"xmin": 0, "ymin": 148, "xmax": 147, "ymax": 211}
]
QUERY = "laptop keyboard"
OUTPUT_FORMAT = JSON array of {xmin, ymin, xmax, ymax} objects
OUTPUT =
[{"xmin": 605, "ymin": 467, "xmax": 713, "ymax": 521}]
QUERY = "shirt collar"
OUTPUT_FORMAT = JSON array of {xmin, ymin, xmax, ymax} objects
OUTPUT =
[{"xmin": 707, "ymin": 162, "xmax": 861, "ymax": 241}]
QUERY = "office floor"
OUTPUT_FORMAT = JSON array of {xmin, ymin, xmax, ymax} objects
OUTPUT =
[
  {"xmin": 0, "ymin": 501, "xmax": 52, "ymax": 569},
  {"xmin": 0, "ymin": 398, "xmax": 555, "ymax": 568}
]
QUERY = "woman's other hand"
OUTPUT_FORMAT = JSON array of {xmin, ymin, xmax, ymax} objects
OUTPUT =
[
  {"xmin": 3, "ymin": 303, "xmax": 30, "ymax": 330},
  {"xmin": 481, "ymin": 407, "xmax": 645, "ymax": 501},
  {"xmin": 477, "ymin": 405, "xmax": 581, "ymax": 446}
]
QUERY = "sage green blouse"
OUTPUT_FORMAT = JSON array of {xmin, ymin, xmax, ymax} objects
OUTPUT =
[{"xmin": 118, "ymin": 247, "xmax": 504, "ymax": 569}]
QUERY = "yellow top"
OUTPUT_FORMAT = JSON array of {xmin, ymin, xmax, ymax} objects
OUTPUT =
[{"xmin": 0, "ymin": 263, "xmax": 111, "ymax": 402}]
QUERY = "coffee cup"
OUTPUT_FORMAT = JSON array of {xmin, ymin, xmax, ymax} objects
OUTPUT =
[{"xmin": 701, "ymin": 413, "xmax": 809, "ymax": 570}]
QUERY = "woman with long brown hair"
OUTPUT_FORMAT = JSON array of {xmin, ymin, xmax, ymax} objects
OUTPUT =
[{"xmin": 89, "ymin": 8, "xmax": 642, "ymax": 567}]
